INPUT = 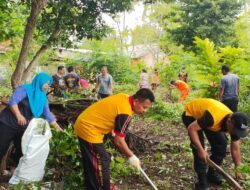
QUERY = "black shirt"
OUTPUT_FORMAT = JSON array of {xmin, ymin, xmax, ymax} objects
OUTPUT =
[
  {"xmin": 52, "ymin": 74, "xmax": 66, "ymax": 97},
  {"xmin": 64, "ymin": 73, "xmax": 79, "ymax": 91}
]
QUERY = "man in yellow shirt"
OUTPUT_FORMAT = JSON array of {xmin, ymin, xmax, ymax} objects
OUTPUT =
[
  {"xmin": 182, "ymin": 98, "xmax": 249, "ymax": 190},
  {"xmin": 74, "ymin": 88, "xmax": 155, "ymax": 190}
]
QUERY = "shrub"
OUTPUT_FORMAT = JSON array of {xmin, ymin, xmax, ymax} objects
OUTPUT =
[
  {"xmin": 65, "ymin": 52, "xmax": 141, "ymax": 84},
  {"xmin": 145, "ymin": 98, "xmax": 183, "ymax": 122},
  {"xmin": 113, "ymin": 84, "xmax": 138, "ymax": 95},
  {"xmin": 46, "ymin": 124, "xmax": 84, "ymax": 188}
]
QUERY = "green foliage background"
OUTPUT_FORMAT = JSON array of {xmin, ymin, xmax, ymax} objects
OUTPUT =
[{"xmin": 1, "ymin": 0, "xmax": 250, "ymax": 189}]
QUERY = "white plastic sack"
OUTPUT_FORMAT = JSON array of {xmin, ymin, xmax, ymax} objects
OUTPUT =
[{"xmin": 9, "ymin": 118, "xmax": 52, "ymax": 184}]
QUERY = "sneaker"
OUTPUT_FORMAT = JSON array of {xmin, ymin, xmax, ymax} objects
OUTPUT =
[
  {"xmin": 207, "ymin": 168, "xmax": 223, "ymax": 185},
  {"xmin": 195, "ymin": 182, "xmax": 210, "ymax": 190}
]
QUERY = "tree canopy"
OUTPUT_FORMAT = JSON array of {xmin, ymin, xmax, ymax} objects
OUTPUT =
[
  {"xmin": 165, "ymin": 0, "xmax": 243, "ymax": 49},
  {"xmin": 0, "ymin": 1, "xmax": 27, "ymax": 41},
  {"xmin": 10, "ymin": 0, "xmax": 134, "ymax": 88}
]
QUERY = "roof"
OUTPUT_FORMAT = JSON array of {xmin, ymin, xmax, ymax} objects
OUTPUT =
[
  {"xmin": 126, "ymin": 43, "xmax": 165, "ymax": 58},
  {"xmin": 0, "ymin": 40, "xmax": 11, "ymax": 53}
]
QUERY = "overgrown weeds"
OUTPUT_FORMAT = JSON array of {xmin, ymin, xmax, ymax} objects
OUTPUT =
[{"xmin": 145, "ymin": 98, "xmax": 183, "ymax": 122}]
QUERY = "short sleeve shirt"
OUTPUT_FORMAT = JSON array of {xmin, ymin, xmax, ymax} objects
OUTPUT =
[
  {"xmin": 176, "ymin": 80, "xmax": 189, "ymax": 91},
  {"xmin": 220, "ymin": 73, "xmax": 239, "ymax": 100},
  {"xmin": 64, "ymin": 73, "xmax": 79, "ymax": 90},
  {"xmin": 96, "ymin": 74, "xmax": 113, "ymax": 95},
  {"xmin": 198, "ymin": 111, "xmax": 239, "ymax": 141},
  {"xmin": 74, "ymin": 93, "xmax": 133, "ymax": 143},
  {"xmin": 52, "ymin": 74, "xmax": 66, "ymax": 96}
]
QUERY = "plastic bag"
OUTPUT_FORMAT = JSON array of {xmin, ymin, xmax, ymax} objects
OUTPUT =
[{"xmin": 9, "ymin": 118, "xmax": 52, "ymax": 184}]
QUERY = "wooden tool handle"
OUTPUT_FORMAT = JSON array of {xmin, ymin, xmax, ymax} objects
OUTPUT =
[{"xmin": 207, "ymin": 158, "xmax": 243, "ymax": 190}]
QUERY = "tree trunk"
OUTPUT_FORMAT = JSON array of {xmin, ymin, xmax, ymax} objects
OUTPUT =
[
  {"xmin": 21, "ymin": 28, "xmax": 61, "ymax": 82},
  {"xmin": 11, "ymin": 0, "xmax": 48, "ymax": 89}
]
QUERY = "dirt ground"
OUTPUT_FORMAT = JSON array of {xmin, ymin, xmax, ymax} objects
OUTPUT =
[
  {"xmin": 0, "ymin": 99, "xmax": 248, "ymax": 190},
  {"xmin": 114, "ymin": 120, "xmax": 245, "ymax": 190}
]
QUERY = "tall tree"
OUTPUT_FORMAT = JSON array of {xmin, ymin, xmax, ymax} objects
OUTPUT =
[
  {"xmin": 11, "ymin": 0, "xmax": 133, "ymax": 88},
  {"xmin": 165, "ymin": 0, "xmax": 243, "ymax": 50},
  {"xmin": 11, "ymin": 0, "xmax": 48, "ymax": 89}
]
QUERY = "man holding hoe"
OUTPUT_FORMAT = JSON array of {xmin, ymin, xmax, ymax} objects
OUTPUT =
[
  {"xmin": 74, "ymin": 88, "xmax": 155, "ymax": 190},
  {"xmin": 182, "ymin": 98, "xmax": 249, "ymax": 190}
]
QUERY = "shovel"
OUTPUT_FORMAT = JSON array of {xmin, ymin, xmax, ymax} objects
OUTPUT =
[{"xmin": 139, "ymin": 167, "xmax": 159, "ymax": 190}]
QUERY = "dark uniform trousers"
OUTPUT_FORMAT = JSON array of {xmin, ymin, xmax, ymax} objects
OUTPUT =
[
  {"xmin": 222, "ymin": 97, "xmax": 238, "ymax": 112},
  {"xmin": 78, "ymin": 137, "xmax": 111, "ymax": 190},
  {"xmin": 0, "ymin": 122, "xmax": 25, "ymax": 166},
  {"xmin": 0, "ymin": 99, "xmax": 32, "ymax": 166},
  {"xmin": 182, "ymin": 113, "xmax": 227, "ymax": 175}
]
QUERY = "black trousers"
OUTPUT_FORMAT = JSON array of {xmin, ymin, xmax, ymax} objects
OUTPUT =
[
  {"xmin": 0, "ymin": 122, "xmax": 25, "ymax": 166},
  {"xmin": 78, "ymin": 137, "xmax": 111, "ymax": 190},
  {"xmin": 182, "ymin": 113, "xmax": 227, "ymax": 175},
  {"xmin": 98, "ymin": 93, "xmax": 110, "ymax": 99},
  {"xmin": 222, "ymin": 97, "xmax": 238, "ymax": 112}
]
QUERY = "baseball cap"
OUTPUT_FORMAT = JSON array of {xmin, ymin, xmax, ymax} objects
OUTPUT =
[{"xmin": 231, "ymin": 112, "xmax": 249, "ymax": 138}]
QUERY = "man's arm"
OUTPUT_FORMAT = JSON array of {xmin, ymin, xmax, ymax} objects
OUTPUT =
[
  {"xmin": 114, "ymin": 135, "xmax": 133, "ymax": 158},
  {"xmin": 109, "ymin": 76, "xmax": 113, "ymax": 95},
  {"xmin": 95, "ymin": 77, "xmax": 99, "ymax": 91},
  {"xmin": 109, "ymin": 83, "xmax": 113, "ymax": 95},
  {"xmin": 230, "ymin": 140, "xmax": 243, "ymax": 179},
  {"xmin": 237, "ymin": 78, "xmax": 240, "ymax": 95},
  {"xmin": 188, "ymin": 121, "xmax": 208, "ymax": 161},
  {"xmin": 114, "ymin": 135, "xmax": 140, "ymax": 170},
  {"xmin": 219, "ymin": 88, "xmax": 224, "ymax": 101},
  {"xmin": 169, "ymin": 84, "xmax": 176, "ymax": 89},
  {"xmin": 219, "ymin": 78, "xmax": 225, "ymax": 101},
  {"xmin": 113, "ymin": 114, "xmax": 140, "ymax": 170}
]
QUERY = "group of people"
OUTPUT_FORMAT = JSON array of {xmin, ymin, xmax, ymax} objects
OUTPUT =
[
  {"xmin": 138, "ymin": 67, "xmax": 190, "ymax": 103},
  {"xmin": 52, "ymin": 65, "xmax": 113, "ymax": 100},
  {"xmin": 71, "ymin": 64, "xmax": 247, "ymax": 190},
  {"xmin": 139, "ymin": 69, "xmax": 160, "ymax": 92},
  {"xmin": 51, "ymin": 65, "xmax": 90, "ymax": 97},
  {"xmin": 73, "ymin": 64, "xmax": 247, "ymax": 190},
  {"xmin": 0, "ymin": 63, "xmax": 248, "ymax": 190}
]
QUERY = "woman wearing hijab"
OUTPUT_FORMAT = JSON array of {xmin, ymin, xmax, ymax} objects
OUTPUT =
[{"xmin": 0, "ymin": 72, "xmax": 63, "ymax": 166}]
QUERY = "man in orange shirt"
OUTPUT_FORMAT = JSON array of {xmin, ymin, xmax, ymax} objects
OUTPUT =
[{"xmin": 170, "ymin": 80, "xmax": 190, "ymax": 103}]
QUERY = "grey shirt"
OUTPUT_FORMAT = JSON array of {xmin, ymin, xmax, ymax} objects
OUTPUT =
[
  {"xmin": 220, "ymin": 73, "xmax": 239, "ymax": 100},
  {"xmin": 96, "ymin": 74, "xmax": 113, "ymax": 95}
]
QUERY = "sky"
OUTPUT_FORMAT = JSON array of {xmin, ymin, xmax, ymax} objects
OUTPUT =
[{"xmin": 102, "ymin": 2, "xmax": 145, "ymax": 31}]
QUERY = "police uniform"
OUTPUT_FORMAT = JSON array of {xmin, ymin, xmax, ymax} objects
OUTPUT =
[
  {"xmin": 74, "ymin": 93, "xmax": 133, "ymax": 190},
  {"xmin": 182, "ymin": 98, "xmax": 239, "ymax": 188}
]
